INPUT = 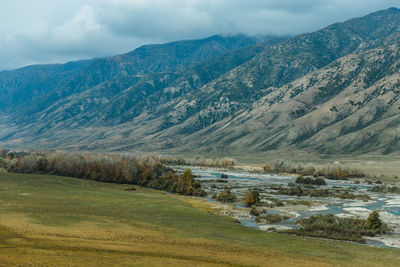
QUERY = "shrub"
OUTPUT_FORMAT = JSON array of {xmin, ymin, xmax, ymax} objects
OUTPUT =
[
  {"xmin": 277, "ymin": 186, "xmax": 371, "ymax": 201},
  {"xmin": 245, "ymin": 190, "xmax": 260, "ymax": 206},
  {"xmin": 317, "ymin": 166, "xmax": 365, "ymax": 180},
  {"xmin": 284, "ymin": 199, "xmax": 313, "ymax": 206},
  {"xmin": 281, "ymin": 212, "xmax": 388, "ymax": 243},
  {"xmin": 263, "ymin": 160, "xmax": 365, "ymax": 179},
  {"xmin": 365, "ymin": 211, "xmax": 388, "ymax": 234},
  {"xmin": 159, "ymin": 156, "xmax": 235, "ymax": 168},
  {"xmin": 295, "ymin": 176, "xmax": 326, "ymax": 186},
  {"xmin": 216, "ymin": 189, "xmax": 236, "ymax": 203},
  {"xmin": 370, "ymin": 185, "xmax": 400, "ymax": 194},
  {"xmin": 6, "ymin": 151, "xmax": 16, "ymax": 160},
  {"xmin": 250, "ymin": 207, "xmax": 266, "ymax": 216},
  {"xmin": 315, "ymin": 177, "xmax": 326, "ymax": 185},
  {"xmin": 255, "ymin": 213, "xmax": 293, "ymax": 224}
]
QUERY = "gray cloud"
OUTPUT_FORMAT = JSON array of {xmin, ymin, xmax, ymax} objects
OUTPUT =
[{"xmin": 0, "ymin": 0, "xmax": 399, "ymax": 70}]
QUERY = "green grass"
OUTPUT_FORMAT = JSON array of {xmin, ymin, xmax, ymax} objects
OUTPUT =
[{"xmin": 0, "ymin": 172, "xmax": 399, "ymax": 266}]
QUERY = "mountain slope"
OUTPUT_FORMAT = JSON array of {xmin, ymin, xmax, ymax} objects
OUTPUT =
[
  {"xmin": 4, "ymin": 34, "xmax": 266, "ymax": 119},
  {"xmin": 0, "ymin": 60, "xmax": 94, "ymax": 113},
  {"xmin": 180, "ymin": 45, "xmax": 400, "ymax": 154},
  {"xmin": 0, "ymin": 8, "xmax": 400, "ymax": 155}
]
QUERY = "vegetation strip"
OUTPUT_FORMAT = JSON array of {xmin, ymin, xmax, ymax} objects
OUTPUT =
[
  {"xmin": 1, "ymin": 151, "xmax": 206, "ymax": 197},
  {"xmin": 280, "ymin": 213, "xmax": 389, "ymax": 243}
]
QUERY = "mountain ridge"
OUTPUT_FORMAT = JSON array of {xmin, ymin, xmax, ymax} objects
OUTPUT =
[{"xmin": 0, "ymin": 8, "xmax": 399, "ymax": 155}]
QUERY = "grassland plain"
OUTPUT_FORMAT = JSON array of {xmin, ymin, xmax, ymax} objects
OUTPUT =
[{"xmin": 0, "ymin": 172, "xmax": 399, "ymax": 266}]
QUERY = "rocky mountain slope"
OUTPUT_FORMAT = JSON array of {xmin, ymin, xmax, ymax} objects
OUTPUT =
[
  {"xmin": 0, "ymin": 8, "xmax": 399, "ymax": 155},
  {"xmin": 1, "ymin": 34, "xmax": 265, "ymax": 116}
]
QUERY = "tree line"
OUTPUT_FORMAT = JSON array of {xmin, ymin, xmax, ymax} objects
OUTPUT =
[{"xmin": 0, "ymin": 150, "xmax": 205, "ymax": 197}]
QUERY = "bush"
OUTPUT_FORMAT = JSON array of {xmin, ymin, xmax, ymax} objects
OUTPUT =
[
  {"xmin": 250, "ymin": 207, "xmax": 266, "ymax": 216},
  {"xmin": 316, "ymin": 166, "xmax": 365, "ymax": 180},
  {"xmin": 263, "ymin": 160, "xmax": 365, "ymax": 179},
  {"xmin": 245, "ymin": 190, "xmax": 260, "ymax": 206},
  {"xmin": 295, "ymin": 176, "xmax": 326, "ymax": 186},
  {"xmin": 220, "ymin": 173, "xmax": 228, "ymax": 178},
  {"xmin": 159, "ymin": 156, "xmax": 235, "ymax": 168},
  {"xmin": 255, "ymin": 213, "xmax": 293, "ymax": 224},
  {"xmin": 277, "ymin": 186, "xmax": 371, "ymax": 201},
  {"xmin": 216, "ymin": 189, "xmax": 236, "ymax": 203},
  {"xmin": 264, "ymin": 197, "xmax": 285, "ymax": 208},
  {"xmin": 281, "ymin": 212, "xmax": 388, "ymax": 243},
  {"xmin": 6, "ymin": 151, "xmax": 16, "ymax": 159},
  {"xmin": 365, "ymin": 211, "xmax": 388, "ymax": 234},
  {"xmin": 284, "ymin": 199, "xmax": 313, "ymax": 206},
  {"xmin": 370, "ymin": 185, "xmax": 400, "ymax": 194}
]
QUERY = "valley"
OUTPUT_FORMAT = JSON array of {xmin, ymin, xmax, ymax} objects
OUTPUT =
[{"xmin": 0, "ymin": 5, "xmax": 400, "ymax": 266}]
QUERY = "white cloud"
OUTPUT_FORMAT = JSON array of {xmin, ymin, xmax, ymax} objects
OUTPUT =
[{"xmin": 0, "ymin": 0, "xmax": 399, "ymax": 70}]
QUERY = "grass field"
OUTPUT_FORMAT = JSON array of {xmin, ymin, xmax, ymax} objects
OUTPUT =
[{"xmin": 0, "ymin": 172, "xmax": 399, "ymax": 266}]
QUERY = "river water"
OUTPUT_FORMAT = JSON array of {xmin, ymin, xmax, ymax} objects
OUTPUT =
[{"xmin": 174, "ymin": 166, "xmax": 400, "ymax": 249}]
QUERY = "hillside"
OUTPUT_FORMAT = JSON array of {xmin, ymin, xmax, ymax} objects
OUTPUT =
[
  {"xmin": 0, "ymin": 8, "xmax": 400, "ymax": 155},
  {"xmin": 0, "ymin": 34, "xmax": 265, "ymax": 116}
]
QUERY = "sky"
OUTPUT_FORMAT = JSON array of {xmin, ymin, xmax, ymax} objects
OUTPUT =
[{"xmin": 0, "ymin": 0, "xmax": 399, "ymax": 70}]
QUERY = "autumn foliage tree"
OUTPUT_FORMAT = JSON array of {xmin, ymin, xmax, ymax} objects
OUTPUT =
[
  {"xmin": 245, "ymin": 190, "xmax": 260, "ymax": 206},
  {"xmin": 4, "ymin": 152, "xmax": 206, "ymax": 197}
]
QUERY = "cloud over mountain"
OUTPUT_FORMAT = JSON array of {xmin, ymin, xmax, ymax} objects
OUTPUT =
[{"xmin": 0, "ymin": 0, "xmax": 399, "ymax": 70}]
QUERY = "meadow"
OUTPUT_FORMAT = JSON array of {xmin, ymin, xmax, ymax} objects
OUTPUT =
[{"xmin": 0, "ymin": 171, "xmax": 399, "ymax": 266}]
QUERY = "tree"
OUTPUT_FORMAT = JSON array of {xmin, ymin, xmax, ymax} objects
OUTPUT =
[
  {"xmin": 178, "ymin": 168, "xmax": 195, "ymax": 195},
  {"xmin": 7, "ymin": 151, "xmax": 16, "ymax": 160},
  {"xmin": 366, "ymin": 211, "xmax": 386, "ymax": 234},
  {"xmin": 245, "ymin": 190, "xmax": 260, "ymax": 206}
]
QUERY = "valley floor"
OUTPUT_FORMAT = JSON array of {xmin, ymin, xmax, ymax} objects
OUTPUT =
[
  {"xmin": 0, "ymin": 172, "xmax": 399, "ymax": 266},
  {"xmin": 168, "ymin": 151, "xmax": 400, "ymax": 178}
]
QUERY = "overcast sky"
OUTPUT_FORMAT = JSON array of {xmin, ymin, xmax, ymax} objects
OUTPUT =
[{"xmin": 0, "ymin": 0, "xmax": 399, "ymax": 70}]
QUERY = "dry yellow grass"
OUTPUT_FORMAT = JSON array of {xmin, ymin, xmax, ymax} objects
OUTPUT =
[
  {"xmin": 0, "ymin": 172, "xmax": 399, "ymax": 266},
  {"xmin": 0, "ymin": 214, "xmax": 327, "ymax": 267}
]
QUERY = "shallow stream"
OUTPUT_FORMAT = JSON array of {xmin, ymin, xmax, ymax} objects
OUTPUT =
[{"xmin": 174, "ymin": 166, "xmax": 400, "ymax": 249}]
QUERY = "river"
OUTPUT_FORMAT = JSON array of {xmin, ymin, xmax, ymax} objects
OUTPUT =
[{"xmin": 173, "ymin": 166, "xmax": 400, "ymax": 249}]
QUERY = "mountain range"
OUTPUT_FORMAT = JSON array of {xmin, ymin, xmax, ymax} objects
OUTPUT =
[{"xmin": 0, "ymin": 8, "xmax": 399, "ymax": 155}]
